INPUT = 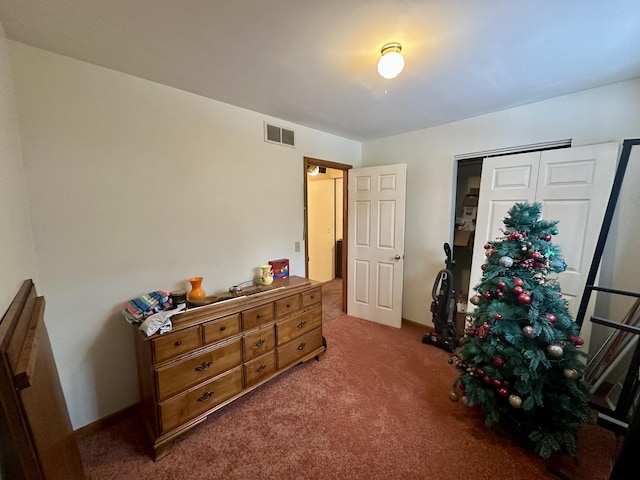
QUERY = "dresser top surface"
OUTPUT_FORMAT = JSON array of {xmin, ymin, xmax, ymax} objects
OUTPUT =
[{"xmin": 137, "ymin": 276, "xmax": 321, "ymax": 340}]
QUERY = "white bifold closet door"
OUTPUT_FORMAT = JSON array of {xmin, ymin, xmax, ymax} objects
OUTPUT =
[{"xmin": 468, "ymin": 142, "xmax": 619, "ymax": 352}]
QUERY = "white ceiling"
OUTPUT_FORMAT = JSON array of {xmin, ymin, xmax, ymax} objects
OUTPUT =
[{"xmin": 1, "ymin": 0, "xmax": 640, "ymax": 141}]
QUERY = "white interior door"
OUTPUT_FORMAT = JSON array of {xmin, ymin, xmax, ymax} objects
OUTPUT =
[
  {"xmin": 468, "ymin": 142, "xmax": 619, "ymax": 351},
  {"xmin": 347, "ymin": 164, "xmax": 406, "ymax": 328}
]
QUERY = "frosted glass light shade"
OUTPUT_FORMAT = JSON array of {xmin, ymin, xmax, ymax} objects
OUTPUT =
[{"xmin": 377, "ymin": 50, "xmax": 404, "ymax": 79}]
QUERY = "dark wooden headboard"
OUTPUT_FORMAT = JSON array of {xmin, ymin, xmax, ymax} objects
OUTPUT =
[{"xmin": 0, "ymin": 279, "xmax": 85, "ymax": 479}]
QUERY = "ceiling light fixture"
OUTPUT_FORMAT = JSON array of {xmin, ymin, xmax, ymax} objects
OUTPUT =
[
  {"xmin": 307, "ymin": 165, "xmax": 320, "ymax": 176},
  {"xmin": 377, "ymin": 42, "xmax": 404, "ymax": 79}
]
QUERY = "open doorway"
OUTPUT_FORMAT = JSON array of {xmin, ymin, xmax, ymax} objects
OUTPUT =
[{"xmin": 304, "ymin": 157, "xmax": 352, "ymax": 315}]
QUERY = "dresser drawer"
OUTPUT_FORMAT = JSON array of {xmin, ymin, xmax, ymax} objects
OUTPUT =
[
  {"xmin": 276, "ymin": 307, "xmax": 322, "ymax": 346},
  {"xmin": 242, "ymin": 303, "xmax": 274, "ymax": 330},
  {"xmin": 277, "ymin": 327, "xmax": 323, "ymax": 370},
  {"xmin": 275, "ymin": 294, "xmax": 301, "ymax": 318},
  {"xmin": 152, "ymin": 326, "xmax": 201, "ymax": 364},
  {"xmin": 203, "ymin": 313, "xmax": 241, "ymax": 344},
  {"xmin": 243, "ymin": 351, "xmax": 276, "ymax": 388},
  {"xmin": 156, "ymin": 338, "xmax": 242, "ymax": 401},
  {"xmin": 301, "ymin": 287, "xmax": 322, "ymax": 308},
  {"xmin": 243, "ymin": 325, "xmax": 275, "ymax": 362},
  {"xmin": 159, "ymin": 367, "xmax": 243, "ymax": 433}
]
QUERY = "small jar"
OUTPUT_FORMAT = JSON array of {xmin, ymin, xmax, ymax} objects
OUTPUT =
[{"xmin": 170, "ymin": 289, "xmax": 187, "ymax": 310}]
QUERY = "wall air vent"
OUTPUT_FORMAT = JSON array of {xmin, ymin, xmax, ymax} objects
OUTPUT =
[{"xmin": 264, "ymin": 122, "xmax": 295, "ymax": 148}]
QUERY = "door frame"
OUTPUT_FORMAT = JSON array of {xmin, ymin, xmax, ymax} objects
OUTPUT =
[{"xmin": 303, "ymin": 157, "xmax": 352, "ymax": 312}]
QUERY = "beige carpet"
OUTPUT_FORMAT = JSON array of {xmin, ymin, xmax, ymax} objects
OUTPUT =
[{"xmin": 77, "ymin": 315, "xmax": 617, "ymax": 479}]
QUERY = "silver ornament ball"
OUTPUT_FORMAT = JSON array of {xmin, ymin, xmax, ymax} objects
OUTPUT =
[
  {"xmin": 508, "ymin": 394, "xmax": 522, "ymax": 408},
  {"xmin": 547, "ymin": 344, "xmax": 564, "ymax": 358},
  {"xmin": 522, "ymin": 325, "xmax": 535, "ymax": 338},
  {"xmin": 499, "ymin": 256, "xmax": 514, "ymax": 268}
]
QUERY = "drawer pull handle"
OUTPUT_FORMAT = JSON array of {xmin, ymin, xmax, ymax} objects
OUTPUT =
[
  {"xmin": 297, "ymin": 342, "xmax": 306, "ymax": 351},
  {"xmin": 297, "ymin": 321, "xmax": 306, "ymax": 329},
  {"xmin": 174, "ymin": 340, "xmax": 182, "ymax": 346},
  {"xmin": 197, "ymin": 391, "xmax": 213, "ymax": 402},
  {"xmin": 286, "ymin": 304, "xmax": 291, "ymax": 308},
  {"xmin": 195, "ymin": 361, "xmax": 213, "ymax": 372},
  {"xmin": 257, "ymin": 364, "xmax": 267, "ymax": 373},
  {"xmin": 256, "ymin": 314, "xmax": 262, "ymax": 319},
  {"xmin": 255, "ymin": 338, "xmax": 266, "ymax": 347},
  {"xmin": 310, "ymin": 295, "xmax": 315, "ymax": 299},
  {"xmin": 219, "ymin": 326, "xmax": 226, "ymax": 331}
]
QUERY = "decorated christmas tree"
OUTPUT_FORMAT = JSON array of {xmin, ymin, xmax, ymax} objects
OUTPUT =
[{"xmin": 449, "ymin": 202, "xmax": 592, "ymax": 459}]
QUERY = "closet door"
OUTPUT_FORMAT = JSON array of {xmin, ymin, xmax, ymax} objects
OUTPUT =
[
  {"xmin": 467, "ymin": 151, "xmax": 539, "ymax": 308},
  {"xmin": 468, "ymin": 142, "xmax": 619, "ymax": 350},
  {"xmin": 536, "ymin": 143, "xmax": 619, "ymax": 316}
]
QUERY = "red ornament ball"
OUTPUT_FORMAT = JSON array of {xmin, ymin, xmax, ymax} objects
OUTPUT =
[
  {"xmin": 544, "ymin": 234, "xmax": 552, "ymax": 241},
  {"xmin": 513, "ymin": 286, "xmax": 524, "ymax": 295},
  {"xmin": 483, "ymin": 375, "xmax": 492, "ymax": 385},
  {"xmin": 545, "ymin": 313, "xmax": 557, "ymax": 323},
  {"xmin": 475, "ymin": 368, "xmax": 484, "ymax": 377},
  {"xmin": 569, "ymin": 335, "xmax": 584, "ymax": 346},
  {"xmin": 484, "ymin": 243, "xmax": 491, "ymax": 249},
  {"xmin": 493, "ymin": 357, "xmax": 504, "ymax": 368},
  {"xmin": 483, "ymin": 291, "xmax": 492, "ymax": 299},
  {"xmin": 497, "ymin": 387, "xmax": 509, "ymax": 398},
  {"xmin": 518, "ymin": 293, "xmax": 532, "ymax": 304},
  {"xmin": 513, "ymin": 277, "xmax": 524, "ymax": 287},
  {"xmin": 497, "ymin": 281, "xmax": 506, "ymax": 289},
  {"xmin": 494, "ymin": 313, "xmax": 502, "ymax": 320},
  {"xmin": 492, "ymin": 378, "xmax": 502, "ymax": 388}
]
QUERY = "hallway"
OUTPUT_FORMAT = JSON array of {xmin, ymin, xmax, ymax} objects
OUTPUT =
[{"xmin": 322, "ymin": 277, "xmax": 344, "ymax": 323}]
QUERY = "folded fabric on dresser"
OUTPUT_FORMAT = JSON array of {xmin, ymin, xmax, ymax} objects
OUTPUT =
[
  {"xmin": 139, "ymin": 307, "xmax": 184, "ymax": 336},
  {"xmin": 122, "ymin": 290, "xmax": 172, "ymax": 323}
]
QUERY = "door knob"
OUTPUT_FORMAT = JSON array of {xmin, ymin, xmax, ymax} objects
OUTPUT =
[{"xmin": 394, "ymin": 254, "xmax": 402, "ymax": 260}]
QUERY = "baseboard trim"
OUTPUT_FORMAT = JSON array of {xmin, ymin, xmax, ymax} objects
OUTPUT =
[
  {"xmin": 74, "ymin": 403, "xmax": 139, "ymax": 440},
  {"xmin": 402, "ymin": 318, "xmax": 433, "ymax": 332}
]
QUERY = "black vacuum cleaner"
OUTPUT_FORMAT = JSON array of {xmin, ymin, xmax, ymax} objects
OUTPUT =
[{"xmin": 422, "ymin": 243, "xmax": 459, "ymax": 352}]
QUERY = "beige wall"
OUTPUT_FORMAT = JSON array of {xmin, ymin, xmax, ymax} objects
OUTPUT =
[
  {"xmin": 307, "ymin": 179, "xmax": 336, "ymax": 282},
  {"xmin": 361, "ymin": 78, "xmax": 640, "ymax": 327},
  {"xmin": 9, "ymin": 42, "xmax": 361, "ymax": 429},
  {"xmin": 308, "ymin": 170, "xmax": 344, "ymax": 282},
  {"xmin": 0, "ymin": 22, "xmax": 37, "ymax": 314}
]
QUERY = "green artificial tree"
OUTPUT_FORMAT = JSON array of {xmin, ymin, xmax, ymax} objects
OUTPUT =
[{"xmin": 449, "ymin": 202, "xmax": 592, "ymax": 459}]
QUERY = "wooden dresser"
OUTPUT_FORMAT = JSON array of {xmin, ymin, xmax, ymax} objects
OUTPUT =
[{"xmin": 133, "ymin": 276, "xmax": 325, "ymax": 460}]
